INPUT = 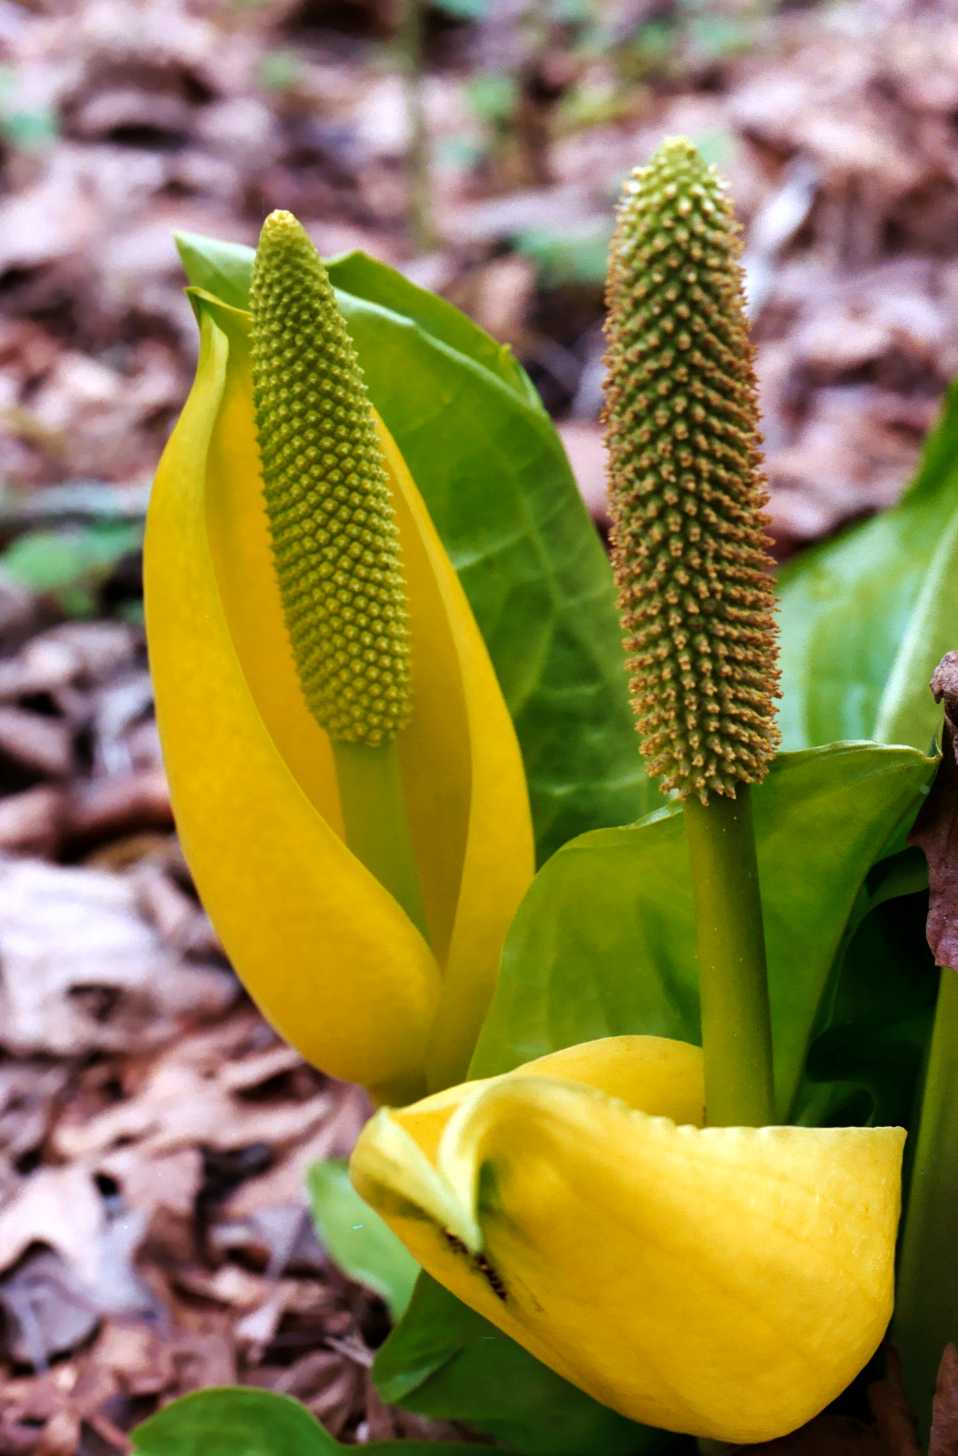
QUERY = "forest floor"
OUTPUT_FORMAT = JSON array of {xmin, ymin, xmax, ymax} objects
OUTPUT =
[{"xmin": 1, "ymin": 1, "xmax": 958, "ymax": 1451}]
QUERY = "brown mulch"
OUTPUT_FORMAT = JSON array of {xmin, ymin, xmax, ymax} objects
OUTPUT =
[{"xmin": 2, "ymin": 0, "xmax": 958, "ymax": 552}]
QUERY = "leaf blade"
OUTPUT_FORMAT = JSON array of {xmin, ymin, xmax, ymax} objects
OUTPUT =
[
  {"xmin": 131, "ymin": 1387, "xmax": 479, "ymax": 1456},
  {"xmin": 471, "ymin": 743, "xmax": 936, "ymax": 1118},
  {"xmin": 307, "ymin": 1158, "xmax": 418, "ymax": 1321},
  {"xmin": 778, "ymin": 382, "xmax": 958, "ymax": 751}
]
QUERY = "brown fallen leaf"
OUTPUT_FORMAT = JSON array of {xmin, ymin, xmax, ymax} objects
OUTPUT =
[
  {"xmin": 0, "ymin": 705, "xmax": 73, "ymax": 780},
  {"xmin": 0, "ymin": 856, "xmax": 235, "ymax": 1057},
  {"xmin": 0, "ymin": 1061, "xmax": 71, "ymax": 1165},
  {"xmin": 558, "ymin": 420, "xmax": 608, "ymax": 521},
  {"xmin": 869, "ymin": 1345, "xmax": 923, "ymax": 1456},
  {"xmin": 63, "ymin": 767, "xmax": 173, "ymax": 849},
  {"xmin": 0, "ymin": 785, "xmax": 67, "ymax": 857},
  {"xmin": 931, "ymin": 1345, "xmax": 958, "ymax": 1456},
  {"xmin": 53, "ymin": 1008, "xmax": 329, "ymax": 1163},
  {"xmin": 0, "ymin": 1247, "xmax": 100, "ymax": 1369},
  {"xmin": 0, "ymin": 1165, "xmax": 105, "ymax": 1286},
  {"xmin": 909, "ymin": 653, "xmax": 958, "ymax": 969}
]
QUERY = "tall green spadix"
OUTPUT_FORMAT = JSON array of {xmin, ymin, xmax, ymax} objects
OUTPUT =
[
  {"xmin": 250, "ymin": 210, "xmax": 412, "ymax": 748},
  {"xmin": 604, "ymin": 138, "xmax": 780, "ymax": 802},
  {"xmin": 604, "ymin": 138, "xmax": 779, "ymax": 1126},
  {"xmin": 250, "ymin": 210, "xmax": 426, "ymax": 936}
]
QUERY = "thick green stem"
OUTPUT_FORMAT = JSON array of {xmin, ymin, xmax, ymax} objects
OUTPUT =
[
  {"xmin": 334, "ymin": 740, "xmax": 428, "ymax": 942},
  {"xmin": 895, "ymin": 965, "xmax": 958, "ymax": 1440},
  {"xmin": 684, "ymin": 788, "xmax": 775, "ymax": 1127}
]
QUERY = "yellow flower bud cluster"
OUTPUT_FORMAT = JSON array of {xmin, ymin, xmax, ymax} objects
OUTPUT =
[
  {"xmin": 603, "ymin": 138, "xmax": 780, "ymax": 803},
  {"xmin": 250, "ymin": 210, "xmax": 412, "ymax": 747}
]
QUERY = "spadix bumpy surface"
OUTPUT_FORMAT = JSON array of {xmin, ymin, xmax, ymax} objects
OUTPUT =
[
  {"xmin": 351, "ymin": 1035, "xmax": 905, "ymax": 1444},
  {"xmin": 604, "ymin": 138, "xmax": 780, "ymax": 802},
  {"xmin": 250, "ymin": 210, "xmax": 411, "ymax": 747}
]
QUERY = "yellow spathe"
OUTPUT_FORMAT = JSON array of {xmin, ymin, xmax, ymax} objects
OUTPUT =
[
  {"xmin": 145, "ymin": 296, "xmax": 533, "ymax": 1102},
  {"xmin": 351, "ymin": 1034, "xmax": 904, "ymax": 1443}
]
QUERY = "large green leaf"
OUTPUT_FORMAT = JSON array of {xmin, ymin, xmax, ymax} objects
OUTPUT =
[
  {"xmin": 471, "ymin": 744, "xmax": 935, "ymax": 1118},
  {"xmin": 328, "ymin": 250, "xmax": 539, "ymax": 407},
  {"xmin": 798, "ymin": 853, "xmax": 937, "ymax": 1132},
  {"xmin": 307, "ymin": 1157, "xmax": 418, "ymax": 1320},
  {"xmin": 174, "ymin": 230, "xmax": 655, "ymax": 861},
  {"xmin": 373, "ymin": 1275, "xmax": 677, "ymax": 1456},
  {"xmin": 175, "ymin": 232, "xmax": 256, "ymax": 311},
  {"xmin": 1, "ymin": 521, "xmax": 142, "ymax": 617},
  {"xmin": 130, "ymin": 1388, "xmax": 479, "ymax": 1456},
  {"xmin": 778, "ymin": 382, "xmax": 958, "ymax": 752}
]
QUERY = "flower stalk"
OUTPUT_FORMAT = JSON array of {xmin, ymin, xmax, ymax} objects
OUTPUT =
[
  {"xmin": 684, "ymin": 792, "xmax": 774, "ymax": 1126},
  {"xmin": 603, "ymin": 138, "xmax": 779, "ymax": 1126}
]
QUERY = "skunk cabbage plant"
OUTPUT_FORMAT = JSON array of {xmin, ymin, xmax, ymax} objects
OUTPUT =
[{"xmin": 138, "ymin": 139, "xmax": 958, "ymax": 1456}]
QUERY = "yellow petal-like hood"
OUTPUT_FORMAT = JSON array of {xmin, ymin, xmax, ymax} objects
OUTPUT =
[
  {"xmin": 351, "ymin": 1035, "xmax": 904, "ymax": 1443},
  {"xmin": 146, "ymin": 298, "xmax": 531, "ymax": 1099}
]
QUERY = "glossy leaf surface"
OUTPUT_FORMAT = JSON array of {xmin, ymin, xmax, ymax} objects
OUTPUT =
[
  {"xmin": 471, "ymin": 744, "xmax": 935, "ymax": 1118},
  {"xmin": 131, "ymin": 1388, "xmax": 477, "ymax": 1455},
  {"xmin": 800, "ymin": 867, "xmax": 936, "ymax": 1130},
  {"xmin": 778, "ymin": 383, "xmax": 958, "ymax": 752},
  {"xmin": 307, "ymin": 1158, "xmax": 418, "ymax": 1320}
]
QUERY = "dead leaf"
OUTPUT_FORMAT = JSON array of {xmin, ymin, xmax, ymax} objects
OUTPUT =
[
  {"xmin": 931, "ymin": 1345, "xmax": 958, "ymax": 1456},
  {"xmin": 0, "ymin": 706, "xmax": 73, "ymax": 780},
  {"xmin": 909, "ymin": 653, "xmax": 958, "ymax": 969},
  {"xmin": 0, "ymin": 1165, "xmax": 104, "ymax": 1285},
  {"xmin": 558, "ymin": 420, "xmax": 608, "ymax": 520},
  {"xmin": 53, "ymin": 1009, "xmax": 328, "ymax": 1163},
  {"xmin": 868, "ymin": 1346, "xmax": 922, "ymax": 1456},
  {"xmin": 0, "ymin": 857, "xmax": 235, "ymax": 1057},
  {"xmin": 0, "ymin": 1061, "xmax": 71, "ymax": 1164},
  {"xmin": 0, "ymin": 1248, "xmax": 100, "ymax": 1369}
]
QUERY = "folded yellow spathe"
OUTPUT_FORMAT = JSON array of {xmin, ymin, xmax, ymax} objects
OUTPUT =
[
  {"xmin": 145, "ymin": 299, "xmax": 533, "ymax": 1101},
  {"xmin": 351, "ymin": 1034, "xmax": 904, "ymax": 1442}
]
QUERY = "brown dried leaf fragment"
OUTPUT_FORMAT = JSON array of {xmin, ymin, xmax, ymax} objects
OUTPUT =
[
  {"xmin": 909, "ymin": 653, "xmax": 958, "ymax": 970},
  {"xmin": 930, "ymin": 1344, "xmax": 958, "ymax": 1456}
]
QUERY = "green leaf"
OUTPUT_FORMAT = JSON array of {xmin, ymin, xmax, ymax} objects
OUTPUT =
[
  {"xmin": 175, "ymin": 231, "xmax": 255, "ymax": 312},
  {"xmin": 0, "ymin": 522, "xmax": 142, "ymax": 616},
  {"xmin": 515, "ymin": 221, "xmax": 612, "ymax": 289},
  {"xmin": 175, "ymin": 229, "xmax": 655, "ymax": 860},
  {"xmin": 328, "ymin": 251, "xmax": 538, "ymax": 406},
  {"xmin": 778, "ymin": 382, "xmax": 958, "ymax": 752},
  {"xmin": 797, "ymin": 848, "xmax": 934, "ymax": 1128},
  {"xmin": 374, "ymin": 1275, "xmax": 676, "ymax": 1456},
  {"xmin": 131, "ymin": 1387, "xmax": 479, "ymax": 1455},
  {"xmin": 307, "ymin": 1158, "xmax": 418, "ymax": 1320},
  {"xmin": 471, "ymin": 743, "xmax": 936, "ymax": 1118},
  {"xmin": 800, "ymin": 885, "xmax": 936, "ymax": 1131},
  {"xmin": 873, "ymin": 503, "xmax": 958, "ymax": 749}
]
